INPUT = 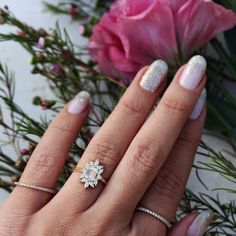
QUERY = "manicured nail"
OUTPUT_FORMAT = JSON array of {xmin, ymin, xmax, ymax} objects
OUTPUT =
[
  {"xmin": 190, "ymin": 89, "xmax": 207, "ymax": 119},
  {"xmin": 140, "ymin": 60, "xmax": 168, "ymax": 92},
  {"xmin": 68, "ymin": 91, "xmax": 90, "ymax": 114},
  {"xmin": 179, "ymin": 55, "xmax": 207, "ymax": 90},
  {"xmin": 187, "ymin": 210, "xmax": 213, "ymax": 236}
]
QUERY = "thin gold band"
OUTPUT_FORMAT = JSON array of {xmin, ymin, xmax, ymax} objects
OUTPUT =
[{"xmin": 14, "ymin": 181, "xmax": 57, "ymax": 194}]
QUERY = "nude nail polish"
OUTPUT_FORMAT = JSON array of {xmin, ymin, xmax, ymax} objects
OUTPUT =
[
  {"xmin": 187, "ymin": 210, "xmax": 213, "ymax": 236},
  {"xmin": 140, "ymin": 60, "xmax": 168, "ymax": 92},
  {"xmin": 190, "ymin": 89, "xmax": 207, "ymax": 119},
  {"xmin": 179, "ymin": 55, "xmax": 207, "ymax": 90},
  {"xmin": 68, "ymin": 91, "xmax": 90, "ymax": 114}
]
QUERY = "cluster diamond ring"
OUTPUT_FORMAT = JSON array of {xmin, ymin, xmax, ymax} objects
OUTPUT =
[{"xmin": 73, "ymin": 159, "xmax": 107, "ymax": 189}]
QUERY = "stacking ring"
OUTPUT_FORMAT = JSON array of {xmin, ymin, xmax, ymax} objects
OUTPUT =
[
  {"xmin": 73, "ymin": 159, "xmax": 107, "ymax": 189},
  {"xmin": 14, "ymin": 181, "xmax": 57, "ymax": 194},
  {"xmin": 136, "ymin": 206, "xmax": 172, "ymax": 229}
]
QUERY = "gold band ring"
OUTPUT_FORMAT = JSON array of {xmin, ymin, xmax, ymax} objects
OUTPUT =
[
  {"xmin": 14, "ymin": 181, "xmax": 57, "ymax": 194},
  {"xmin": 136, "ymin": 206, "xmax": 172, "ymax": 229}
]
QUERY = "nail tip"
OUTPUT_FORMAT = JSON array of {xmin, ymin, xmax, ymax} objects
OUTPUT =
[
  {"xmin": 191, "ymin": 55, "xmax": 207, "ymax": 69},
  {"xmin": 187, "ymin": 210, "xmax": 213, "ymax": 236},
  {"xmin": 77, "ymin": 90, "xmax": 91, "ymax": 99},
  {"xmin": 140, "ymin": 59, "xmax": 168, "ymax": 92},
  {"xmin": 155, "ymin": 59, "xmax": 168, "ymax": 70},
  {"xmin": 179, "ymin": 55, "xmax": 207, "ymax": 90},
  {"xmin": 68, "ymin": 90, "xmax": 90, "ymax": 114}
]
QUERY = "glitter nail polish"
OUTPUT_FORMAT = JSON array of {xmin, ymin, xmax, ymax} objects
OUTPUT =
[{"xmin": 140, "ymin": 60, "xmax": 168, "ymax": 92}]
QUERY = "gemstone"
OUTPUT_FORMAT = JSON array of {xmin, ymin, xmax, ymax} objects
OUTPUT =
[
  {"xmin": 80, "ymin": 159, "xmax": 104, "ymax": 189},
  {"xmin": 86, "ymin": 167, "xmax": 98, "ymax": 180}
]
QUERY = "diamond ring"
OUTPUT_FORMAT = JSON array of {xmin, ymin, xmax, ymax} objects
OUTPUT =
[
  {"xmin": 136, "ymin": 206, "xmax": 172, "ymax": 229},
  {"xmin": 14, "ymin": 181, "xmax": 57, "ymax": 194},
  {"xmin": 73, "ymin": 159, "xmax": 107, "ymax": 189}
]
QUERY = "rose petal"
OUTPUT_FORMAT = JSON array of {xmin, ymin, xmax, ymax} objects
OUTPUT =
[{"xmin": 176, "ymin": 0, "xmax": 236, "ymax": 56}]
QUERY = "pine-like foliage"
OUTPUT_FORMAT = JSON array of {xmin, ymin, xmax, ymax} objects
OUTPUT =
[{"xmin": 0, "ymin": 1, "xmax": 236, "ymax": 234}]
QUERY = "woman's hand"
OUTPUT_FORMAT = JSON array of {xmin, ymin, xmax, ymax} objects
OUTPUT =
[{"xmin": 0, "ymin": 55, "xmax": 212, "ymax": 236}]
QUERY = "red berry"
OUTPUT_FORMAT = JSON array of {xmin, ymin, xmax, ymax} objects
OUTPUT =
[
  {"xmin": 69, "ymin": 4, "xmax": 78, "ymax": 20},
  {"xmin": 20, "ymin": 149, "xmax": 29, "ymax": 155},
  {"xmin": 17, "ymin": 31, "xmax": 25, "ymax": 38}
]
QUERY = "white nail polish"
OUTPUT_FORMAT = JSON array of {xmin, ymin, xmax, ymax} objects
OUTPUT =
[
  {"xmin": 68, "ymin": 91, "xmax": 90, "ymax": 114},
  {"xmin": 179, "ymin": 55, "xmax": 207, "ymax": 90},
  {"xmin": 187, "ymin": 210, "xmax": 213, "ymax": 236},
  {"xmin": 140, "ymin": 60, "xmax": 168, "ymax": 92},
  {"xmin": 190, "ymin": 89, "xmax": 207, "ymax": 119}
]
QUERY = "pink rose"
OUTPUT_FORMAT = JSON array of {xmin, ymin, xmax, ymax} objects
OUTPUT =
[{"xmin": 89, "ymin": 0, "xmax": 236, "ymax": 80}]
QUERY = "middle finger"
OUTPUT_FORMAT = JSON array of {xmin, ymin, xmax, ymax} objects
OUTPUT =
[
  {"xmin": 96, "ymin": 55, "xmax": 206, "ymax": 221},
  {"xmin": 54, "ymin": 60, "xmax": 168, "ymax": 213}
]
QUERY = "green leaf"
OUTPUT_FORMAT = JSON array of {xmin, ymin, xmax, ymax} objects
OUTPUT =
[
  {"xmin": 206, "ymin": 96, "xmax": 236, "ymax": 139},
  {"xmin": 211, "ymin": 38, "xmax": 236, "ymax": 81},
  {"xmin": 229, "ymin": 128, "xmax": 236, "ymax": 139},
  {"xmin": 225, "ymin": 27, "xmax": 236, "ymax": 57},
  {"xmin": 214, "ymin": 0, "xmax": 236, "ymax": 10},
  {"xmin": 206, "ymin": 99, "xmax": 232, "ymax": 132},
  {"xmin": 211, "ymin": 96, "xmax": 236, "ymax": 126}
]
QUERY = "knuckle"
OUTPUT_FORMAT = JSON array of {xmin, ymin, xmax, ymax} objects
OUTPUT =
[
  {"xmin": 153, "ymin": 167, "xmax": 184, "ymax": 199},
  {"xmin": 162, "ymin": 98, "xmax": 190, "ymax": 116},
  {"xmin": 90, "ymin": 138, "xmax": 122, "ymax": 169},
  {"xmin": 92, "ymin": 211, "xmax": 125, "ymax": 236},
  {"xmin": 79, "ymin": 215, "xmax": 114, "ymax": 236},
  {"xmin": 49, "ymin": 121, "xmax": 74, "ymax": 134},
  {"xmin": 28, "ymin": 150, "xmax": 55, "ymax": 173},
  {"xmin": 120, "ymin": 98, "xmax": 146, "ymax": 117},
  {"xmin": 176, "ymin": 136, "xmax": 197, "ymax": 153},
  {"xmin": 32, "ymin": 212, "xmax": 73, "ymax": 236},
  {"xmin": 0, "ymin": 209, "xmax": 32, "ymax": 234},
  {"xmin": 129, "ymin": 139, "xmax": 161, "ymax": 173}
]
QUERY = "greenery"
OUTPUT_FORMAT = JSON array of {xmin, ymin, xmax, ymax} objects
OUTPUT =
[{"xmin": 0, "ymin": 1, "xmax": 236, "ymax": 234}]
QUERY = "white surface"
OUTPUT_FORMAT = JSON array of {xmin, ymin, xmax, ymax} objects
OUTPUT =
[
  {"xmin": 0, "ymin": 1, "xmax": 235, "ymax": 215},
  {"xmin": 0, "ymin": 0, "xmax": 86, "ymax": 203}
]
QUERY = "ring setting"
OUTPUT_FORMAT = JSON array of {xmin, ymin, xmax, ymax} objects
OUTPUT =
[{"xmin": 73, "ymin": 159, "xmax": 107, "ymax": 189}]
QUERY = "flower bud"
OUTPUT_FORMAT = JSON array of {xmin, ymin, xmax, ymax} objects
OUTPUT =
[
  {"xmin": 37, "ymin": 37, "xmax": 45, "ymax": 49},
  {"xmin": 17, "ymin": 31, "xmax": 25, "ymax": 38},
  {"xmin": 50, "ymin": 64, "xmax": 61, "ymax": 74},
  {"xmin": 20, "ymin": 149, "xmax": 30, "ymax": 155},
  {"xmin": 33, "ymin": 96, "xmax": 42, "ymax": 105}
]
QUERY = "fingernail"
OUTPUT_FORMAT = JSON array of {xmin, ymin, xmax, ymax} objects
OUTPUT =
[
  {"xmin": 190, "ymin": 89, "xmax": 207, "ymax": 119},
  {"xmin": 140, "ymin": 60, "xmax": 168, "ymax": 92},
  {"xmin": 179, "ymin": 55, "xmax": 207, "ymax": 90},
  {"xmin": 68, "ymin": 91, "xmax": 90, "ymax": 114},
  {"xmin": 187, "ymin": 210, "xmax": 213, "ymax": 236}
]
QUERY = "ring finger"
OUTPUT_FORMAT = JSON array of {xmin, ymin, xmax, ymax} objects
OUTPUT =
[{"xmin": 132, "ymin": 107, "xmax": 206, "ymax": 235}]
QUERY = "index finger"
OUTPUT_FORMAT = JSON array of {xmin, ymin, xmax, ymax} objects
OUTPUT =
[{"xmin": 6, "ymin": 91, "xmax": 90, "ymax": 214}]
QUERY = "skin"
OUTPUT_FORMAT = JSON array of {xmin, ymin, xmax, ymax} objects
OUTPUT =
[{"xmin": 0, "ymin": 64, "xmax": 206, "ymax": 236}]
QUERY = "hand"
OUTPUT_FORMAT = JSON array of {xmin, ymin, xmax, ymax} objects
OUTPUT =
[{"xmin": 0, "ymin": 55, "xmax": 212, "ymax": 236}]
